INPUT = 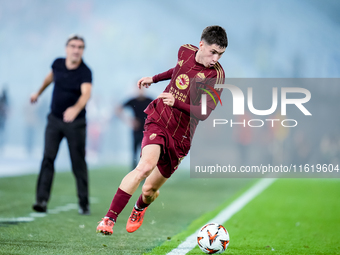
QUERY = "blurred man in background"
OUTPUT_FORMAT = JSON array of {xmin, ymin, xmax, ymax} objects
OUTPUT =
[
  {"xmin": 0, "ymin": 86, "xmax": 8, "ymax": 150},
  {"xmin": 30, "ymin": 34, "xmax": 92, "ymax": 215},
  {"xmin": 0, "ymin": 86, "xmax": 9, "ymax": 153},
  {"xmin": 116, "ymin": 88, "xmax": 153, "ymax": 169}
]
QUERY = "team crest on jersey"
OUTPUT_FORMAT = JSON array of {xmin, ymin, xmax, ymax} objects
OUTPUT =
[
  {"xmin": 176, "ymin": 74, "xmax": 189, "ymax": 90},
  {"xmin": 178, "ymin": 60, "xmax": 183, "ymax": 67},
  {"xmin": 149, "ymin": 133, "xmax": 157, "ymax": 140},
  {"xmin": 196, "ymin": 72, "xmax": 206, "ymax": 82}
]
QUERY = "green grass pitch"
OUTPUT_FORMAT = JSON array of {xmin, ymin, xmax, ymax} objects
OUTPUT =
[{"xmin": 0, "ymin": 167, "xmax": 339, "ymax": 254}]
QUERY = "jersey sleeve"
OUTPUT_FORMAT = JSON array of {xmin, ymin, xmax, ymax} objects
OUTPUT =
[
  {"xmin": 173, "ymin": 99, "xmax": 213, "ymax": 121},
  {"xmin": 206, "ymin": 63, "xmax": 225, "ymax": 111},
  {"xmin": 172, "ymin": 62, "xmax": 224, "ymax": 121},
  {"xmin": 172, "ymin": 84, "xmax": 222, "ymax": 121},
  {"xmin": 51, "ymin": 58, "xmax": 62, "ymax": 70},
  {"xmin": 152, "ymin": 68, "xmax": 174, "ymax": 83},
  {"xmin": 81, "ymin": 66, "xmax": 92, "ymax": 84}
]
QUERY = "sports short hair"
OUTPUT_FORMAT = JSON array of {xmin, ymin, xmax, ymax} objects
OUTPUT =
[
  {"xmin": 201, "ymin": 26, "xmax": 228, "ymax": 48},
  {"xmin": 66, "ymin": 34, "xmax": 85, "ymax": 47}
]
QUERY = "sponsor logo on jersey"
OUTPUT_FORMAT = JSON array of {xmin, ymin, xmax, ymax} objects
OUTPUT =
[
  {"xmin": 176, "ymin": 74, "xmax": 189, "ymax": 90},
  {"xmin": 169, "ymin": 87, "xmax": 187, "ymax": 103},
  {"xmin": 149, "ymin": 133, "xmax": 157, "ymax": 140}
]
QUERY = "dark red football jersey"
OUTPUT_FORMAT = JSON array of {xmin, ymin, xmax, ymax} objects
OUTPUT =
[{"xmin": 145, "ymin": 44, "xmax": 225, "ymax": 145}]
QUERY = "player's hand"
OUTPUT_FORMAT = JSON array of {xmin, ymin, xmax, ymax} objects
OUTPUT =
[
  {"xmin": 63, "ymin": 106, "xmax": 80, "ymax": 123},
  {"xmin": 157, "ymin": 92, "xmax": 175, "ymax": 107},
  {"xmin": 137, "ymin": 77, "xmax": 153, "ymax": 89},
  {"xmin": 30, "ymin": 93, "xmax": 39, "ymax": 104}
]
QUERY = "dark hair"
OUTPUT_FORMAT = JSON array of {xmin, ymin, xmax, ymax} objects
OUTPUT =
[
  {"xmin": 201, "ymin": 26, "xmax": 228, "ymax": 48},
  {"xmin": 66, "ymin": 34, "xmax": 85, "ymax": 47}
]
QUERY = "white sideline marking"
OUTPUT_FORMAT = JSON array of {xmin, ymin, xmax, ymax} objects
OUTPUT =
[
  {"xmin": 0, "ymin": 198, "xmax": 99, "ymax": 224},
  {"xmin": 0, "ymin": 217, "xmax": 35, "ymax": 223},
  {"xmin": 167, "ymin": 178, "xmax": 277, "ymax": 255},
  {"xmin": 0, "ymin": 203, "xmax": 77, "ymax": 224}
]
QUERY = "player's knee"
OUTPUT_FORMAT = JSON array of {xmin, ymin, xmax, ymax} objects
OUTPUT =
[
  {"xmin": 134, "ymin": 161, "xmax": 155, "ymax": 180},
  {"xmin": 142, "ymin": 185, "xmax": 159, "ymax": 199}
]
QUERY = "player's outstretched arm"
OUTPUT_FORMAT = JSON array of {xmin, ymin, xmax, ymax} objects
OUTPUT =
[
  {"xmin": 137, "ymin": 77, "xmax": 153, "ymax": 89},
  {"xmin": 138, "ymin": 68, "xmax": 175, "ymax": 89},
  {"xmin": 30, "ymin": 71, "xmax": 54, "ymax": 104}
]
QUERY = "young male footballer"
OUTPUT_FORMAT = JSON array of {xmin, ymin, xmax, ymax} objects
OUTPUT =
[{"xmin": 97, "ymin": 25, "xmax": 228, "ymax": 235}]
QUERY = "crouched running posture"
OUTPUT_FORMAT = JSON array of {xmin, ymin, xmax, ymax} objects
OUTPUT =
[{"xmin": 97, "ymin": 25, "xmax": 228, "ymax": 235}]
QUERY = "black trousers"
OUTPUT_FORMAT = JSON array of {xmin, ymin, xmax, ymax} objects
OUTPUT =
[{"xmin": 36, "ymin": 113, "xmax": 88, "ymax": 207}]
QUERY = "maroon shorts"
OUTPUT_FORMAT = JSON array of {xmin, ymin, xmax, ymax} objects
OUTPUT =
[{"xmin": 141, "ymin": 121, "xmax": 190, "ymax": 178}]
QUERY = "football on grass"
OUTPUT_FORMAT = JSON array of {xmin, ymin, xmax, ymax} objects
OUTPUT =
[{"xmin": 197, "ymin": 223, "xmax": 229, "ymax": 254}]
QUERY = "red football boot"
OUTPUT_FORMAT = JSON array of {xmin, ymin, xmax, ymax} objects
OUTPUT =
[
  {"xmin": 126, "ymin": 207, "xmax": 147, "ymax": 233},
  {"xmin": 96, "ymin": 217, "xmax": 115, "ymax": 235}
]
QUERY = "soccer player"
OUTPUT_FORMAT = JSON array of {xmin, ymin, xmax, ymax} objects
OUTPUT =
[
  {"xmin": 97, "ymin": 26, "xmax": 228, "ymax": 234},
  {"xmin": 31, "ymin": 34, "xmax": 92, "ymax": 215}
]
